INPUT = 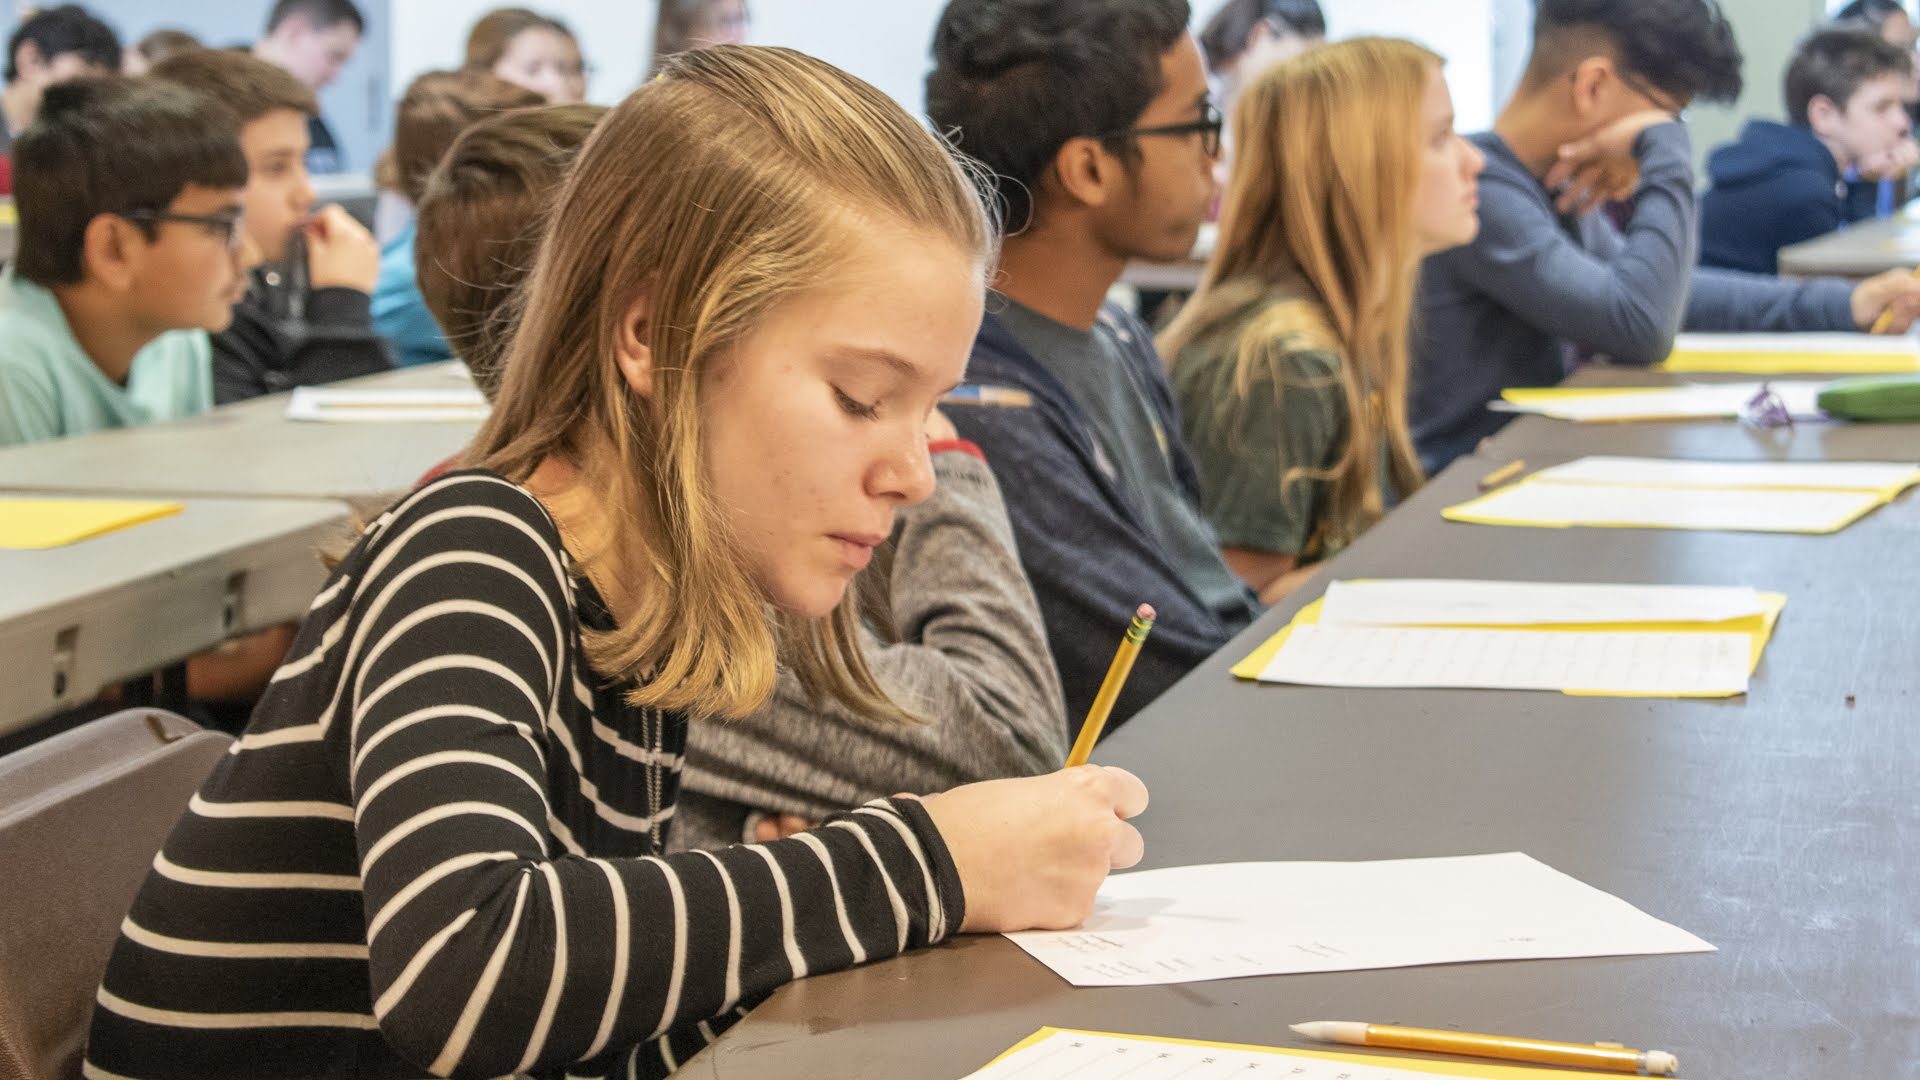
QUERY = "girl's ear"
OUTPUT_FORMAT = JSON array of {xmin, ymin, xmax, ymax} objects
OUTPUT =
[{"xmin": 614, "ymin": 288, "xmax": 655, "ymax": 398}]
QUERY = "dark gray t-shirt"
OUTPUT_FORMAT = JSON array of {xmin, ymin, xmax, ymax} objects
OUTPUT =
[{"xmin": 990, "ymin": 292, "xmax": 1250, "ymax": 626}]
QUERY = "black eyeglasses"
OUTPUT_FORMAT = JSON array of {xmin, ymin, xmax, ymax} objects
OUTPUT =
[
  {"xmin": 117, "ymin": 209, "xmax": 247, "ymax": 253},
  {"xmin": 1100, "ymin": 99, "xmax": 1224, "ymax": 158}
]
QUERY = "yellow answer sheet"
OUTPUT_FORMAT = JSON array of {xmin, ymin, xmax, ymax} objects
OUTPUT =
[
  {"xmin": 975, "ymin": 1027, "xmax": 1637, "ymax": 1079},
  {"xmin": 1230, "ymin": 594, "xmax": 1785, "ymax": 700},
  {"xmin": 0, "ymin": 498, "xmax": 183, "ymax": 549}
]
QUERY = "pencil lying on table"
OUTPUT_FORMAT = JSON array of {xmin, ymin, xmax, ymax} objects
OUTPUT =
[
  {"xmin": 1065, "ymin": 603, "xmax": 1157, "ymax": 767},
  {"xmin": 1291, "ymin": 1020, "xmax": 1679, "ymax": 1076}
]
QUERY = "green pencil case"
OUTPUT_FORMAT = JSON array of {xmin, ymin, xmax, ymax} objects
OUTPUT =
[{"xmin": 1816, "ymin": 375, "xmax": 1920, "ymax": 421}]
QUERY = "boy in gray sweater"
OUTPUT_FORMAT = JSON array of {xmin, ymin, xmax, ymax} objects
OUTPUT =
[{"xmin": 1413, "ymin": 0, "xmax": 1920, "ymax": 473}]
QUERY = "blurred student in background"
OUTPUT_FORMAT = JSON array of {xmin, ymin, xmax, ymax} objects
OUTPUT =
[
  {"xmin": 2, "ymin": 4, "xmax": 120, "ymax": 194},
  {"xmin": 252, "ymin": 0, "xmax": 364, "ymax": 174},
  {"xmin": 651, "ymin": 0, "xmax": 750, "ymax": 75},
  {"xmin": 1198, "ymin": 0, "xmax": 1324, "ymax": 118},
  {"xmin": 464, "ymin": 6, "xmax": 588, "ymax": 104},
  {"xmin": 122, "ymin": 28, "xmax": 200, "ymax": 77}
]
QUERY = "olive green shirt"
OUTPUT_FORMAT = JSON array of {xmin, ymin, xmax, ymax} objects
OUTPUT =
[{"xmin": 1171, "ymin": 320, "xmax": 1350, "ymax": 560}]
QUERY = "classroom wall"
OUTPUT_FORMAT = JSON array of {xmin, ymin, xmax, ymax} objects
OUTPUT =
[{"xmin": 1687, "ymin": 0, "xmax": 1838, "ymax": 176}]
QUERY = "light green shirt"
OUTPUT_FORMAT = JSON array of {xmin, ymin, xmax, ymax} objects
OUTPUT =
[{"xmin": 0, "ymin": 273, "xmax": 213, "ymax": 447}]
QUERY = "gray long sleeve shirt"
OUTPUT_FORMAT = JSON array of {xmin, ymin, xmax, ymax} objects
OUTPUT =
[
  {"xmin": 671, "ymin": 449, "xmax": 1069, "ymax": 851},
  {"xmin": 1412, "ymin": 123, "xmax": 1857, "ymax": 473}
]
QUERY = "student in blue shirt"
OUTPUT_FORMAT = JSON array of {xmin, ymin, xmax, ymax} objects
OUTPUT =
[
  {"xmin": 1701, "ymin": 28, "xmax": 1915, "ymax": 275},
  {"xmin": 0, "ymin": 77, "xmax": 256, "ymax": 447},
  {"xmin": 372, "ymin": 69, "xmax": 543, "ymax": 367}
]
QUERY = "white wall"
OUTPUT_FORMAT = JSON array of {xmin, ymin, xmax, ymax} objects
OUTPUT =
[{"xmin": 749, "ymin": 0, "xmax": 949, "ymax": 115}]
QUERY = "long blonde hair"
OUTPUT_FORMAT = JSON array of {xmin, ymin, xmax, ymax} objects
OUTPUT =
[
  {"xmin": 1160, "ymin": 36, "xmax": 1431, "ymax": 554},
  {"xmin": 471, "ymin": 46, "xmax": 993, "ymax": 721}
]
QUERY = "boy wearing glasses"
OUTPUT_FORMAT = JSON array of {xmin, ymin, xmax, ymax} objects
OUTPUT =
[
  {"xmin": 0, "ymin": 76, "xmax": 255, "ymax": 447},
  {"xmin": 927, "ymin": 0, "xmax": 1258, "ymax": 734},
  {"xmin": 1411, "ymin": 0, "xmax": 1920, "ymax": 475},
  {"xmin": 150, "ymin": 48, "xmax": 391, "ymax": 404}
]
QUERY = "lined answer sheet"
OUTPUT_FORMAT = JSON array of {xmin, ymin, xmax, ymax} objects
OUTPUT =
[
  {"xmin": 963, "ymin": 1029, "xmax": 1572, "ymax": 1080},
  {"xmin": 1532, "ymin": 456, "xmax": 1920, "ymax": 494},
  {"xmin": 1256, "ymin": 625, "xmax": 1751, "ymax": 695},
  {"xmin": 1317, "ymin": 580, "xmax": 1766, "ymax": 627},
  {"xmin": 1003, "ymin": 854, "xmax": 1713, "ymax": 989},
  {"xmin": 1445, "ymin": 480, "xmax": 1883, "ymax": 534}
]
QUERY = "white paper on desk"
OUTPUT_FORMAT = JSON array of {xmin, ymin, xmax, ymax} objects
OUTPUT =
[
  {"xmin": 964, "ymin": 1029, "xmax": 1511, "ymax": 1080},
  {"xmin": 1534, "ymin": 455, "xmax": 1920, "ymax": 493},
  {"xmin": 1004, "ymin": 853, "xmax": 1713, "ymax": 988},
  {"xmin": 1257, "ymin": 624, "xmax": 1750, "ymax": 694},
  {"xmin": 285, "ymin": 386, "xmax": 490, "ymax": 423},
  {"xmin": 1673, "ymin": 331, "xmax": 1920, "ymax": 356},
  {"xmin": 1491, "ymin": 381, "xmax": 1827, "ymax": 421},
  {"xmin": 1319, "ymin": 579, "xmax": 1766, "ymax": 627},
  {"xmin": 1457, "ymin": 480, "xmax": 1882, "ymax": 533}
]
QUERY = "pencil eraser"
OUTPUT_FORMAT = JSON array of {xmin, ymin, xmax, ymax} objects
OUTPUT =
[
  {"xmin": 1645, "ymin": 1050, "xmax": 1679, "ymax": 1075},
  {"xmin": 1136, "ymin": 603, "xmax": 1157, "ymax": 621}
]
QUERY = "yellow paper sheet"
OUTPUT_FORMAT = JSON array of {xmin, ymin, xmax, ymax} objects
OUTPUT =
[
  {"xmin": 0, "ymin": 498, "xmax": 182, "ymax": 549},
  {"xmin": 981, "ymin": 1027, "xmax": 1629, "ymax": 1078},
  {"xmin": 1660, "ymin": 351, "xmax": 1919, "ymax": 375},
  {"xmin": 1230, "ymin": 594, "xmax": 1785, "ymax": 699},
  {"xmin": 1442, "ymin": 479, "xmax": 1885, "ymax": 535}
]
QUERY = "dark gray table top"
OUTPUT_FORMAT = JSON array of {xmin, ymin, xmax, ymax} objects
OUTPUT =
[
  {"xmin": 1778, "ymin": 208, "xmax": 1920, "ymax": 279},
  {"xmin": 682, "ymin": 369, "xmax": 1920, "ymax": 1078}
]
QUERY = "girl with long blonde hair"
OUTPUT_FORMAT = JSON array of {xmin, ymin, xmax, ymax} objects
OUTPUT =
[
  {"xmin": 88, "ymin": 46, "xmax": 1146, "ymax": 1080},
  {"xmin": 1159, "ymin": 36, "xmax": 1483, "ymax": 603}
]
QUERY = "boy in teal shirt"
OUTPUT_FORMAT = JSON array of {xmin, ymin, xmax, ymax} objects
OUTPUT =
[{"xmin": 0, "ymin": 76, "xmax": 254, "ymax": 446}]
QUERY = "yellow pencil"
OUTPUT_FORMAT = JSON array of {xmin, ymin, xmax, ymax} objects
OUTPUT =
[
  {"xmin": 1870, "ymin": 265, "xmax": 1920, "ymax": 334},
  {"xmin": 1477, "ymin": 458, "xmax": 1526, "ymax": 490},
  {"xmin": 1065, "ymin": 603, "xmax": 1157, "ymax": 767}
]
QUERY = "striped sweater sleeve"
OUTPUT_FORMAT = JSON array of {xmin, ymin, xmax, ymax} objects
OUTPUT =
[{"xmin": 346, "ymin": 480, "xmax": 966, "ymax": 1077}]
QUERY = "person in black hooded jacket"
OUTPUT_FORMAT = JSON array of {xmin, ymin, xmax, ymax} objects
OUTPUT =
[
  {"xmin": 1700, "ymin": 28, "xmax": 1914, "ymax": 275},
  {"xmin": 150, "ymin": 47, "xmax": 392, "ymax": 403}
]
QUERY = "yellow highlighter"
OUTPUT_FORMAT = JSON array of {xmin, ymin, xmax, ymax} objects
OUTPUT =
[
  {"xmin": 1291, "ymin": 1020, "xmax": 1679, "ymax": 1076},
  {"xmin": 1064, "ymin": 603, "xmax": 1157, "ymax": 767}
]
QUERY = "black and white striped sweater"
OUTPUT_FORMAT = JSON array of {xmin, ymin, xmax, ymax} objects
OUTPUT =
[{"xmin": 85, "ymin": 471, "xmax": 965, "ymax": 1079}]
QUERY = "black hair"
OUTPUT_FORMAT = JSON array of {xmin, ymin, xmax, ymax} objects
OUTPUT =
[
  {"xmin": 1833, "ymin": 0, "xmax": 1911, "ymax": 31},
  {"xmin": 265, "ymin": 0, "xmax": 366, "ymax": 35},
  {"xmin": 12, "ymin": 76, "xmax": 247, "ymax": 287},
  {"xmin": 1786, "ymin": 27, "xmax": 1914, "ymax": 126},
  {"xmin": 4, "ymin": 4, "xmax": 120, "ymax": 84},
  {"xmin": 1527, "ymin": 0, "xmax": 1744, "ymax": 107},
  {"xmin": 925, "ymin": 0, "xmax": 1190, "ymax": 234},
  {"xmin": 1198, "ymin": 0, "xmax": 1326, "ymax": 74}
]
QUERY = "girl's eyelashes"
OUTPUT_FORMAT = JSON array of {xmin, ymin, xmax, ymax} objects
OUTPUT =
[{"xmin": 833, "ymin": 386, "xmax": 880, "ymax": 419}]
